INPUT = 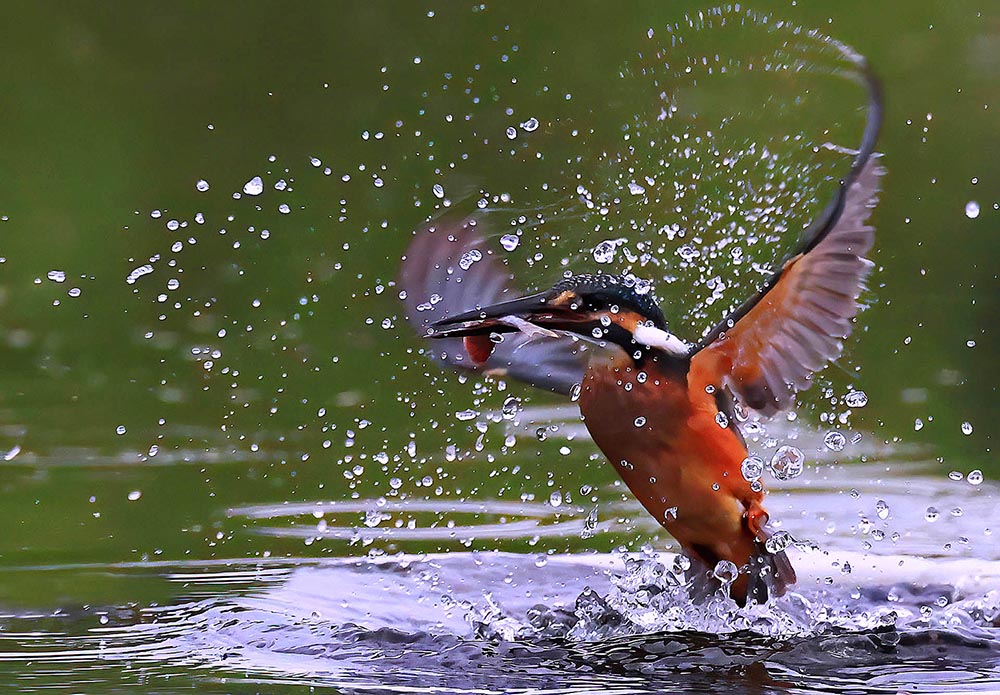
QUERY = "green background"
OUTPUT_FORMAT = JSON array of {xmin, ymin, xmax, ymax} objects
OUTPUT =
[{"xmin": 0, "ymin": 0, "xmax": 995, "ymax": 625}]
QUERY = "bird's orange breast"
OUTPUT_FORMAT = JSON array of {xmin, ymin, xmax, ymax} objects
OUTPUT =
[{"xmin": 578, "ymin": 356, "xmax": 761, "ymax": 560}]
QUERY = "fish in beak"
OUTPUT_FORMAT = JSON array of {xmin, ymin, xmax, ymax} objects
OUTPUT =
[{"xmin": 428, "ymin": 292, "xmax": 581, "ymax": 365}]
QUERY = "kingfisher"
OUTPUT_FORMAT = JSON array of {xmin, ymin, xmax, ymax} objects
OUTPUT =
[{"xmin": 400, "ymin": 62, "xmax": 882, "ymax": 604}]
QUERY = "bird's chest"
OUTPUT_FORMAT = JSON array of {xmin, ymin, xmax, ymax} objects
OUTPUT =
[{"xmin": 577, "ymin": 361, "xmax": 691, "ymax": 477}]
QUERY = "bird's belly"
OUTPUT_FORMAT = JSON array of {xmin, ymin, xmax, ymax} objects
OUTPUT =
[{"xmin": 578, "ymin": 363, "xmax": 752, "ymax": 548}]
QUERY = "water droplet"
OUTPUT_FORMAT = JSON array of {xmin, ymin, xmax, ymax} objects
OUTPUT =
[
  {"xmin": 740, "ymin": 456, "xmax": 764, "ymax": 481},
  {"xmin": 500, "ymin": 233, "xmax": 519, "ymax": 251},
  {"xmin": 455, "ymin": 409, "xmax": 477, "ymax": 421},
  {"xmin": 458, "ymin": 249, "xmax": 482, "ymax": 270},
  {"xmin": 965, "ymin": 200, "xmax": 980, "ymax": 219},
  {"xmin": 505, "ymin": 126, "xmax": 517, "ymax": 140},
  {"xmin": 627, "ymin": 181, "xmax": 645, "ymax": 196},
  {"xmin": 925, "ymin": 507, "xmax": 940, "ymax": 522},
  {"xmin": 844, "ymin": 390, "xmax": 868, "ymax": 408},
  {"xmin": 592, "ymin": 240, "xmax": 616, "ymax": 264},
  {"xmin": 633, "ymin": 416, "xmax": 647, "ymax": 428},
  {"xmin": 535, "ymin": 427, "xmax": 548, "ymax": 442},
  {"xmin": 948, "ymin": 470, "xmax": 964, "ymax": 481},
  {"xmin": 824, "ymin": 431, "xmax": 846, "ymax": 451},
  {"xmin": 243, "ymin": 176, "xmax": 264, "ymax": 196},
  {"xmin": 127, "ymin": 490, "xmax": 142, "ymax": 501},
  {"xmin": 549, "ymin": 491, "xmax": 563, "ymax": 508},
  {"xmin": 764, "ymin": 530, "xmax": 792, "ymax": 554},
  {"xmin": 364, "ymin": 509, "xmax": 384, "ymax": 528},
  {"xmin": 115, "ymin": 425, "xmax": 127, "ymax": 435},
  {"xmin": 664, "ymin": 506, "xmax": 678, "ymax": 520},
  {"xmin": 712, "ymin": 560, "xmax": 738, "ymax": 583},
  {"xmin": 875, "ymin": 499, "xmax": 890, "ymax": 520},
  {"xmin": 520, "ymin": 117, "xmax": 539, "ymax": 132},
  {"xmin": 196, "ymin": 179, "xmax": 210, "ymax": 192},
  {"xmin": 769, "ymin": 446, "xmax": 804, "ymax": 481},
  {"xmin": 967, "ymin": 469, "xmax": 984, "ymax": 486},
  {"xmin": 501, "ymin": 397, "xmax": 521, "ymax": 420},
  {"xmin": 677, "ymin": 244, "xmax": 700, "ymax": 261},
  {"xmin": 278, "ymin": 204, "xmax": 291, "ymax": 214},
  {"xmin": 961, "ymin": 421, "xmax": 973, "ymax": 435},
  {"xmin": 2, "ymin": 445, "xmax": 21, "ymax": 461},
  {"xmin": 569, "ymin": 383, "xmax": 582, "ymax": 402},
  {"xmin": 47, "ymin": 270, "xmax": 66, "ymax": 283},
  {"xmin": 389, "ymin": 477, "xmax": 402, "ymax": 490},
  {"xmin": 432, "ymin": 183, "xmax": 445, "ymax": 199},
  {"xmin": 714, "ymin": 411, "xmax": 729, "ymax": 429}
]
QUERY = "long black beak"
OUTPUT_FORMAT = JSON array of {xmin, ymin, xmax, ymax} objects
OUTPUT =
[{"xmin": 428, "ymin": 292, "xmax": 557, "ymax": 339}]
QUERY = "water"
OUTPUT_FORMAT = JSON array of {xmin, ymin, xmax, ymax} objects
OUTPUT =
[
  {"xmin": 1, "ymin": 411, "xmax": 997, "ymax": 693},
  {"xmin": 0, "ymin": 2, "xmax": 997, "ymax": 693}
]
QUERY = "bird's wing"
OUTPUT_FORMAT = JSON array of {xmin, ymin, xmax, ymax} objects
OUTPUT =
[
  {"xmin": 398, "ymin": 210, "xmax": 588, "ymax": 395},
  {"xmin": 689, "ymin": 62, "xmax": 884, "ymax": 416}
]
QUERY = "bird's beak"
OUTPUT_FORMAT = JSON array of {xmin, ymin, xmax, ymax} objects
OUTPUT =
[{"xmin": 428, "ymin": 292, "xmax": 581, "ymax": 340}]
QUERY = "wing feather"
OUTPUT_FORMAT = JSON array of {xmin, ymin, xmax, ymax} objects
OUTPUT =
[
  {"xmin": 399, "ymin": 209, "xmax": 587, "ymax": 395},
  {"xmin": 690, "ymin": 160, "xmax": 883, "ymax": 414}
]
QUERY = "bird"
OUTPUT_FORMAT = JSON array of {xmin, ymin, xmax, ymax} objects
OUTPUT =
[{"xmin": 399, "ymin": 61, "xmax": 882, "ymax": 605}]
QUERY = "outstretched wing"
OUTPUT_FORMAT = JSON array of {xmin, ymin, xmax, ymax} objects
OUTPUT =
[
  {"xmin": 689, "ymin": 63, "xmax": 884, "ymax": 416},
  {"xmin": 398, "ymin": 210, "xmax": 587, "ymax": 395}
]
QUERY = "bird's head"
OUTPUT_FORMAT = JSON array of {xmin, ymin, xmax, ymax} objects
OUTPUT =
[{"xmin": 427, "ymin": 273, "xmax": 689, "ymax": 365}]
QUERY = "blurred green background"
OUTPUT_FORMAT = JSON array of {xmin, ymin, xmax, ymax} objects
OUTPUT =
[{"xmin": 0, "ymin": 1, "xmax": 996, "ymax": 611}]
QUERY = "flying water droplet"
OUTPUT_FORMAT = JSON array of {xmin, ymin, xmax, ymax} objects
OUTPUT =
[
  {"xmin": 844, "ymin": 390, "xmax": 868, "ymax": 408},
  {"xmin": 592, "ymin": 240, "xmax": 616, "ymax": 264},
  {"xmin": 712, "ymin": 560, "xmax": 738, "ymax": 583},
  {"xmin": 924, "ymin": 507, "xmax": 940, "ymax": 522},
  {"xmin": 456, "ymin": 409, "xmax": 478, "ymax": 421},
  {"xmin": 627, "ymin": 181, "xmax": 646, "ymax": 196},
  {"xmin": 740, "ymin": 456, "xmax": 764, "ymax": 481},
  {"xmin": 824, "ymin": 431, "xmax": 846, "ymax": 451},
  {"xmin": 501, "ymin": 397, "xmax": 521, "ymax": 420},
  {"xmin": 432, "ymin": 183, "xmax": 445, "ymax": 199},
  {"xmin": 764, "ymin": 531, "xmax": 792, "ymax": 554},
  {"xmin": 549, "ymin": 491, "xmax": 563, "ymax": 508},
  {"xmin": 519, "ymin": 117, "xmax": 539, "ymax": 132},
  {"xmin": 500, "ymin": 233, "xmax": 519, "ymax": 251},
  {"xmin": 967, "ymin": 469, "xmax": 984, "ymax": 485},
  {"xmin": 458, "ymin": 249, "xmax": 482, "ymax": 270},
  {"xmin": 875, "ymin": 499, "xmax": 890, "ymax": 519},
  {"xmin": 196, "ymin": 179, "xmax": 210, "ymax": 192},
  {"xmin": 243, "ymin": 176, "xmax": 264, "ymax": 196},
  {"xmin": 47, "ymin": 270, "xmax": 66, "ymax": 283},
  {"xmin": 961, "ymin": 421, "xmax": 973, "ymax": 435},
  {"xmin": 569, "ymin": 383, "xmax": 582, "ymax": 402},
  {"xmin": 769, "ymin": 446, "xmax": 804, "ymax": 481},
  {"xmin": 965, "ymin": 200, "xmax": 980, "ymax": 219},
  {"xmin": 634, "ymin": 416, "xmax": 647, "ymax": 428}
]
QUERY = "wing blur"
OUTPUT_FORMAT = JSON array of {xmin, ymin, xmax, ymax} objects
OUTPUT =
[{"xmin": 398, "ymin": 209, "xmax": 587, "ymax": 395}]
